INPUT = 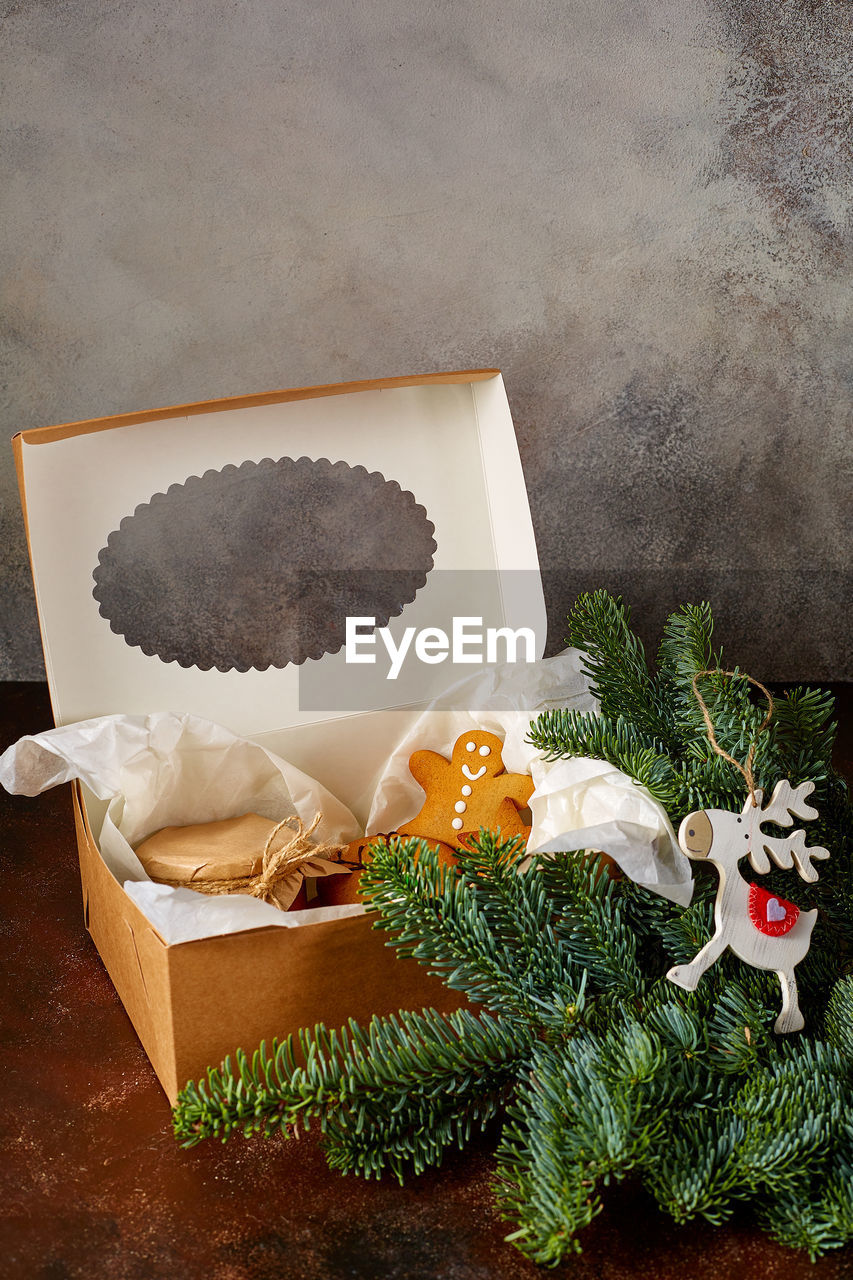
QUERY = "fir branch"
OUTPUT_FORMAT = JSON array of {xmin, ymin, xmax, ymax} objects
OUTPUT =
[
  {"xmin": 687, "ymin": 669, "xmax": 775, "ymax": 782},
  {"xmin": 733, "ymin": 1042, "xmax": 849, "ymax": 1197},
  {"xmin": 361, "ymin": 835, "xmax": 581, "ymax": 1023},
  {"xmin": 528, "ymin": 710, "xmax": 685, "ymax": 813},
  {"xmin": 643, "ymin": 1111, "xmax": 745, "ymax": 1226},
  {"xmin": 565, "ymin": 591, "xmax": 667, "ymax": 741},
  {"xmin": 174, "ymin": 1006, "xmax": 531, "ymax": 1166},
  {"xmin": 825, "ymin": 976, "xmax": 853, "ymax": 1060},
  {"xmin": 652, "ymin": 891, "xmax": 716, "ymax": 967},
  {"xmin": 772, "ymin": 686, "xmax": 837, "ymax": 780},
  {"xmin": 451, "ymin": 829, "xmax": 566, "ymax": 958},
  {"xmin": 321, "ymin": 1096, "xmax": 497, "ymax": 1181},
  {"xmin": 496, "ymin": 1033, "xmax": 664, "ymax": 1265},
  {"xmin": 703, "ymin": 982, "xmax": 777, "ymax": 1074},
  {"xmin": 756, "ymin": 1130, "xmax": 853, "ymax": 1260},
  {"xmin": 496, "ymin": 1123, "xmax": 602, "ymax": 1265},
  {"xmin": 538, "ymin": 854, "xmax": 646, "ymax": 998},
  {"xmin": 656, "ymin": 600, "xmax": 723, "ymax": 742},
  {"xmin": 675, "ymin": 750, "xmax": 755, "ymax": 816},
  {"xmin": 655, "ymin": 606, "xmax": 775, "ymax": 786}
]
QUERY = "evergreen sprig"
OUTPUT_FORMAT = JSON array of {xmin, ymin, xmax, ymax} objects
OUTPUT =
[
  {"xmin": 172, "ymin": 592, "xmax": 853, "ymax": 1264},
  {"xmin": 175, "ymin": 1006, "xmax": 532, "ymax": 1180}
]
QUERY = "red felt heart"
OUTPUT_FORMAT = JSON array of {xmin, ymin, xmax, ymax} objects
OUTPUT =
[{"xmin": 748, "ymin": 883, "xmax": 799, "ymax": 937}]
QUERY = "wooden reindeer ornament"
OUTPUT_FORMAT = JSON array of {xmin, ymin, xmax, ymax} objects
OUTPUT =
[{"xmin": 666, "ymin": 672, "xmax": 829, "ymax": 1034}]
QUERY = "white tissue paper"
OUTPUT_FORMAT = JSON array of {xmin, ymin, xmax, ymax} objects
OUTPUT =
[
  {"xmin": 525, "ymin": 755, "xmax": 694, "ymax": 906},
  {"xmin": 0, "ymin": 711, "xmax": 364, "ymax": 943}
]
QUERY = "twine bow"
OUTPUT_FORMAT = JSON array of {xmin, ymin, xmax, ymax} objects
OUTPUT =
[
  {"xmin": 691, "ymin": 669, "xmax": 774, "ymax": 806},
  {"xmin": 160, "ymin": 812, "xmax": 344, "ymax": 906}
]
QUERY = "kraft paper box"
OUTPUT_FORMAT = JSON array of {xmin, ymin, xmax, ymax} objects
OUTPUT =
[{"xmin": 11, "ymin": 370, "xmax": 546, "ymax": 1104}]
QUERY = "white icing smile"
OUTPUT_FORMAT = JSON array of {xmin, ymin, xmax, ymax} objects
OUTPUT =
[{"xmin": 462, "ymin": 764, "xmax": 487, "ymax": 781}]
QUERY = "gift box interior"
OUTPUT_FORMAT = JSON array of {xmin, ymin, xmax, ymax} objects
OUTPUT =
[{"xmin": 12, "ymin": 370, "xmax": 546, "ymax": 1103}]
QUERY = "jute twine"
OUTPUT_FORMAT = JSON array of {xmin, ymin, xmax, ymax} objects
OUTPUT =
[
  {"xmin": 159, "ymin": 812, "xmax": 343, "ymax": 903},
  {"xmin": 691, "ymin": 669, "xmax": 774, "ymax": 806}
]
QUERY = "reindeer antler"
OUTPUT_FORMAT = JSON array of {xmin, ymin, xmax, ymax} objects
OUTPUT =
[
  {"xmin": 746, "ymin": 780, "xmax": 829, "ymax": 882},
  {"xmin": 749, "ymin": 828, "xmax": 830, "ymax": 882},
  {"xmin": 754, "ymin": 779, "xmax": 819, "ymax": 827}
]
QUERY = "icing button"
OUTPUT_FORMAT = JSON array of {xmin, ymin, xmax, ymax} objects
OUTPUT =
[
  {"xmin": 454, "ymin": 801, "xmax": 466, "ymax": 813},
  {"xmin": 461, "ymin": 784, "xmax": 472, "ymax": 796},
  {"xmin": 451, "ymin": 817, "xmax": 464, "ymax": 830}
]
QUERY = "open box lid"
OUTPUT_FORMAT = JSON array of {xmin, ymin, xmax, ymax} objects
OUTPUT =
[{"xmin": 13, "ymin": 370, "xmax": 545, "ymax": 817}]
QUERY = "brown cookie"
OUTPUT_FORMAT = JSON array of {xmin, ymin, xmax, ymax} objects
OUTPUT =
[
  {"xmin": 397, "ymin": 730, "xmax": 534, "ymax": 852},
  {"xmin": 318, "ymin": 833, "xmax": 388, "ymax": 907}
]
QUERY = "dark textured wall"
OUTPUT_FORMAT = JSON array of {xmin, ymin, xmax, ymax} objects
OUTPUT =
[{"xmin": 2, "ymin": 0, "xmax": 850, "ymax": 680}]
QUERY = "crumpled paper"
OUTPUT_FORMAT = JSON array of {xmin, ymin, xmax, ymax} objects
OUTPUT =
[
  {"xmin": 524, "ymin": 755, "xmax": 693, "ymax": 906},
  {"xmin": 0, "ymin": 712, "xmax": 364, "ymax": 943}
]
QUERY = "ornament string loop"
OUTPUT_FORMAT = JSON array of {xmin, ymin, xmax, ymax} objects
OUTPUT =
[{"xmin": 691, "ymin": 669, "xmax": 774, "ymax": 806}]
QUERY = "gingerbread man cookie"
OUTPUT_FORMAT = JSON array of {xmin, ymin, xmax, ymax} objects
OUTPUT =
[{"xmin": 397, "ymin": 730, "xmax": 534, "ymax": 851}]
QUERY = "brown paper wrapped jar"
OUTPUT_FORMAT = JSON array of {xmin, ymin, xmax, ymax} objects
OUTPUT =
[{"xmin": 134, "ymin": 812, "xmax": 325, "ymax": 911}]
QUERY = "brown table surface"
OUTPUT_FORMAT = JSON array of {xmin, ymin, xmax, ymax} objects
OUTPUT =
[{"xmin": 2, "ymin": 681, "xmax": 852, "ymax": 1280}]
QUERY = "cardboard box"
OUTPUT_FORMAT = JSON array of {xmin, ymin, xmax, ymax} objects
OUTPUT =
[{"xmin": 13, "ymin": 370, "xmax": 545, "ymax": 1103}]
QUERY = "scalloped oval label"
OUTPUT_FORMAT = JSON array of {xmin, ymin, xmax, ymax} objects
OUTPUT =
[{"xmin": 92, "ymin": 457, "xmax": 436, "ymax": 672}]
